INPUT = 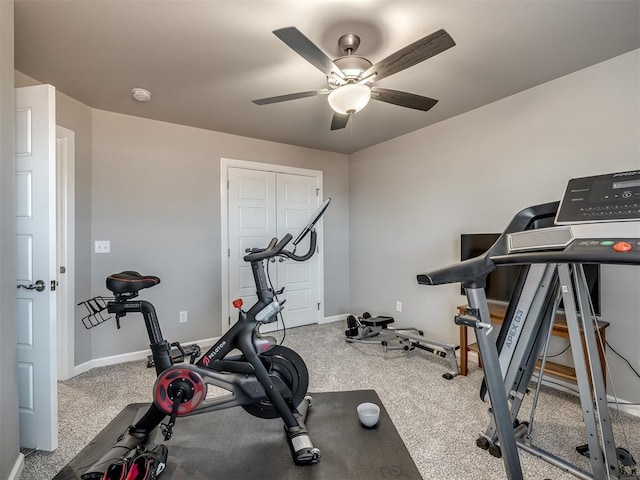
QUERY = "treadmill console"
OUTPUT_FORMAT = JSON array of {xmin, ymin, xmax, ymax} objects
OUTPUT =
[
  {"xmin": 556, "ymin": 170, "xmax": 640, "ymax": 224},
  {"xmin": 501, "ymin": 171, "xmax": 640, "ymax": 259}
]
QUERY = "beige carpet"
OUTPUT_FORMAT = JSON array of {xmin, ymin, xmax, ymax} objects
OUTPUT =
[{"xmin": 20, "ymin": 321, "xmax": 640, "ymax": 480}]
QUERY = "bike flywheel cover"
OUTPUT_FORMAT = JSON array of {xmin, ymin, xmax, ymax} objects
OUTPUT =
[
  {"xmin": 153, "ymin": 366, "xmax": 206, "ymax": 415},
  {"xmin": 242, "ymin": 345, "xmax": 309, "ymax": 419}
]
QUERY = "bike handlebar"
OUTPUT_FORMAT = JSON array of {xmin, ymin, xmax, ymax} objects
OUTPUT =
[
  {"xmin": 282, "ymin": 230, "xmax": 317, "ymax": 262},
  {"xmin": 243, "ymin": 198, "xmax": 328, "ymax": 264},
  {"xmin": 243, "ymin": 230, "xmax": 317, "ymax": 263}
]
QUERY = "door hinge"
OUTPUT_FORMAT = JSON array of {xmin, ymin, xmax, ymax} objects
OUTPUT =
[
  {"xmin": 316, "ymin": 188, "xmax": 319, "ymax": 196},
  {"xmin": 227, "ymin": 180, "xmax": 230, "ymax": 189},
  {"xmin": 317, "ymin": 302, "xmax": 321, "ymax": 311},
  {"xmin": 228, "ymin": 248, "xmax": 231, "ymax": 257}
]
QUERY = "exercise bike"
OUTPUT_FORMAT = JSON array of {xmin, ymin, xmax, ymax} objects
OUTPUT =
[{"xmin": 80, "ymin": 198, "xmax": 331, "ymax": 479}]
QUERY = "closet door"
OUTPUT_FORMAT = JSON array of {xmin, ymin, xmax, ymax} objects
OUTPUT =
[
  {"xmin": 275, "ymin": 173, "xmax": 319, "ymax": 329},
  {"xmin": 227, "ymin": 168, "xmax": 320, "ymax": 330},
  {"xmin": 228, "ymin": 168, "xmax": 276, "ymax": 315}
]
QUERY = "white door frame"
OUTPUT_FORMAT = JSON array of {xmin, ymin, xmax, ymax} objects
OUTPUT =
[
  {"xmin": 220, "ymin": 158, "xmax": 324, "ymax": 334},
  {"xmin": 56, "ymin": 126, "xmax": 75, "ymax": 381}
]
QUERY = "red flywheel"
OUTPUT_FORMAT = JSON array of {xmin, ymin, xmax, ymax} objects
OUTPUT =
[{"xmin": 153, "ymin": 366, "xmax": 206, "ymax": 415}]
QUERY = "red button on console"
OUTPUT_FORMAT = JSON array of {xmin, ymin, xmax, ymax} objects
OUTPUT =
[{"xmin": 613, "ymin": 241, "xmax": 632, "ymax": 252}]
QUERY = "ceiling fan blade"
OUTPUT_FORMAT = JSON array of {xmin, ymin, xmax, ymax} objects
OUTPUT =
[
  {"xmin": 371, "ymin": 87, "xmax": 438, "ymax": 111},
  {"xmin": 274, "ymin": 27, "xmax": 345, "ymax": 80},
  {"xmin": 252, "ymin": 89, "xmax": 329, "ymax": 105},
  {"xmin": 330, "ymin": 113, "xmax": 350, "ymax": 131},
  {"xmin": 364, "ymin": 29, "xmax": 455, "ymax": 82}
]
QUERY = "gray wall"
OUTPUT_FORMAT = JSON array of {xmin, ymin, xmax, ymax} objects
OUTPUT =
[
  {"xmin": 349, "ymin": 50, "xmax": 640, "ymax": 402},
  {"xmin": 0, "ymin": 1, "xmax": 20, "ymax": 478},
  {"xmin": 90, "ymin": 110, "xmax": 349, "ymax": 359}
]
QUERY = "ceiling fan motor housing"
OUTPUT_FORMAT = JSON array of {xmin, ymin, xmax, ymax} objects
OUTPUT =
[{"xmin": 329, "ymin": 56, "xmax": 373, "ymax": 88}]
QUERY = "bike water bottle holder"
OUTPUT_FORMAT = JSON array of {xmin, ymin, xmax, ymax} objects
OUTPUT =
[
  {"xmin": 77, "ymin": 294, "xmax": 138, "ymax": 330},
  {"xmin": 77, "ymin": 296, "xmax": 114, "ymax": 329}
]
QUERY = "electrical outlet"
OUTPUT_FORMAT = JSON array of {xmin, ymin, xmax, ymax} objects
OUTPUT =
[
  {"xmin": 94, "ymin": 240, "xmax": 110, "ymax": 254},
  {"xmin": 396, "ymin": 301, "xmax": 402, "ymax": 312},
  {"xmin": 179, "ymin": 311, "xmax": 188, "ymax": 323}
]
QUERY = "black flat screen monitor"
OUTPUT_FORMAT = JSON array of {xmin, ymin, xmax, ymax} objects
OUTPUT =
[
  {"xmin": 460, "ymin": 233, "xmax": 601, "ymax": 316},
  {"xmin": 293, "ymin": 198, "xmax": 331, "ymax": 246}
]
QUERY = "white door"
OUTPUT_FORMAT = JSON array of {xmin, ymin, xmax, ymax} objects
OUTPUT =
[
  {"xmin": 276, "ymin": 173, "xmax": 319, "ymax": 328},
  {"xmin": 16, "ymin": 84, "xmax": 58, "ymax": 451},
  {"xmin": 228, "ymin": 168, "xmax": 276, "ymax": 313},
  {"xmin": 227, "ymin": 166, "xmax": 321, "ymax": 330}
]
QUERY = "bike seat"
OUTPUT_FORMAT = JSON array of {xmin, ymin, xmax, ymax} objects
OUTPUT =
[{"xmin": 106, "ymin": 271, "xmax": 160, "ymax": 295}]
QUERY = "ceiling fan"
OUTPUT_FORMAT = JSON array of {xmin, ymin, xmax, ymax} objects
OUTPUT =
[{"xmin": 252, "ymin": 26, "xmax": 455, "ymax": 130}]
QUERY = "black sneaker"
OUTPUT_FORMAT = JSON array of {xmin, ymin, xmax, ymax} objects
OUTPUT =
[
  {"xmin": 101, "ymin": 447, "xmax": 138, "ymax": 480},
  {"xmin": 124, "ymin": 444, "xmax": 168, "ymax": 480}
]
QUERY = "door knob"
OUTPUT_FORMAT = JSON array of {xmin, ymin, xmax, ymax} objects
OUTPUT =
[{"xmin": 17, "ymin": 280, "xmax": 46, "ymax": 292}]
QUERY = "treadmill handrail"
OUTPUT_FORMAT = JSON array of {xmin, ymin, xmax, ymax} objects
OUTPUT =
[
  {"xmin": 491, "ymin": 246, "xmax": 640, "ymax": 266},
  {"xmin": 417, "ymin": 201, "xmax": 559, "ymax": 288}
]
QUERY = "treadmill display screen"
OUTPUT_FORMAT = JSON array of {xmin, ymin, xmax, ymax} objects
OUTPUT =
[
  {"xmin": 556, "ymin": 170, "xmax": 640, "ymax": 224},
  {"xmin": 613, "ymin": 179, "xmax": 640, "ymax": 190}
]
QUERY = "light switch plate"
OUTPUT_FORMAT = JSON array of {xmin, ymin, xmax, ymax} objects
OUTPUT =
[{"xmin": 95, "ymin": 240, "xmax": 110, "ymax": 254}]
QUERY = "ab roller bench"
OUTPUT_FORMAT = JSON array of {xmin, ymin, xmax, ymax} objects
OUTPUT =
[{"xmin": 345, "ymin": 312, "xmax": 461, "ymax": 380}]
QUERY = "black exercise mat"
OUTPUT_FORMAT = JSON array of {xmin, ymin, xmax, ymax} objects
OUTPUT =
[{"xmin": 55, "ymin": 390, "xmax": 421, "ymax": 480}]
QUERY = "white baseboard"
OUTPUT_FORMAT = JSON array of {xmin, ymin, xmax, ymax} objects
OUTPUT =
[
  {"xmin": 73, "ymin": 316, "xmax": 349, "ymax": 377},
  {"xmin": 467, "ymin": 351, "xmax": 639, "ymax": 418},
  {"xmin": 70, "ymin": 316, "xmax": 350, "ymax": 377},
  {"xmin": 536, "ymin": 376, "xmax": 640, "ymax": 418},
  {"xmin": 606, "ymin": 397, "xmax": 640, "ymax": 417},
  {"xmin": 8, "ymin": 452, "xmax": 24, "ymax": 480},
  {"xmin": 72, "ymin": 337, "xmax": 218, "ymax": 377},
  {"xmin": 320, "ymin": 313, "xmax": 349, "ymax": 325}
]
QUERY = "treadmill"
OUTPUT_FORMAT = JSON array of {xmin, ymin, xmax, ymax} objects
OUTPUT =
[{"xmin": 418, "ymin": 170, "xmax": 640, "ymax": 479}]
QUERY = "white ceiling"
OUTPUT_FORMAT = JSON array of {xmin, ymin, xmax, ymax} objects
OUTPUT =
[{"xmin": 14, "ymin": 0, "xmax": 640, "ymax": 154}]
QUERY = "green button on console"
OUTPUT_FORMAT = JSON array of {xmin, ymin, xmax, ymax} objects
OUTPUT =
[{"xmin": 600, "ymin": 241, "xmax": 614, "ymax": 246}]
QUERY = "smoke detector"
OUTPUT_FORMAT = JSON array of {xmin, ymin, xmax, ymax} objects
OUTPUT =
[{"xmin": 131, "ymin": 88, "xmax": 152, "ymax": 102}]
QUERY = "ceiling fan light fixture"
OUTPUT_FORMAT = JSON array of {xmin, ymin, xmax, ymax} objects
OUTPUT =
[{"xmin": 327, "ymin": 84, "xmax": 371, "ymax": 115}]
